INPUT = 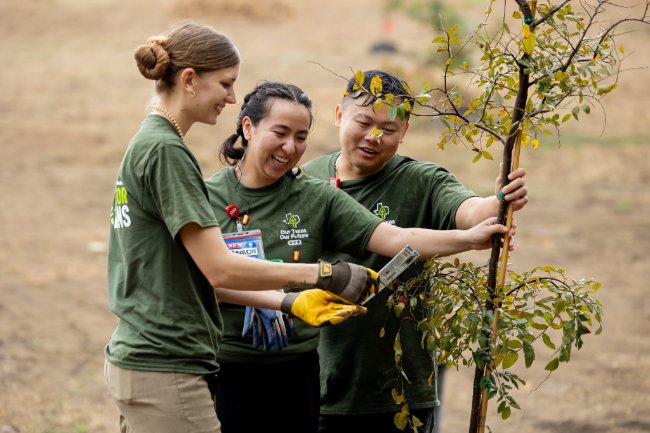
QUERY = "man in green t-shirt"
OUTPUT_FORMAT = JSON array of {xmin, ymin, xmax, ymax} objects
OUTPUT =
[{"xmin": 302, "ymin": 70, "xmax": 528, "ymax": 433}]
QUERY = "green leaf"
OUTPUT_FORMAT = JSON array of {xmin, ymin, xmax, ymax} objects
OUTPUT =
[
  {"xmin": 502, "ymin": 351, "xmax": 519, "ymax": 369},
  {"xmin": 542, "ymin": 333, "xmax": 556, "ymax": 349},
  {"xmin": 523, "ymin": 340, "xmax": 535, "ymax": 368},
  {"xmin": 393, "ymin": 302, "xmax": 405, "ymax": 318},
  {"xmin": 394, "ymin": 335, "xmax": 403, "ymax": 356},
  {"xmin": 531, "ymin": 322, "xmax": 547, "ymax": 330},
  {"xmin": 571, "ymin": 106, "xmax": 580, "ymax": 120},
  {"xmin": 396, "ymin": 105, "xmax": 406, "ymax": 121},
  {"xmin": 415, "ymin": 93, "xmax": 432, "ymax": 103},
  {"xmin": 545, "ymin": 358, "xmax": 560, "ymax": 371},
  {"xmin": 387, "ymin": 106, "xmax": 398, "ymax": 122}
]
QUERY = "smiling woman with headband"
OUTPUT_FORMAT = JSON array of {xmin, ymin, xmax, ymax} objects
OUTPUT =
[
  {"xmin": 103, "ymin": 22, "xmax": 379, "ymax": 433},
  {"xmin": 203, "ymin": 80, "xmax": 513, "ymax": 433}
]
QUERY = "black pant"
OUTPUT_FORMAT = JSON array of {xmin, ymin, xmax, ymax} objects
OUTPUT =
[
  {"xmin": 216, "ymin": 351, "xmax": 320, "ymax": 433},
  {"xmin": 318, "ymin": 364, "xmax": 446, "ymax": 433},
  {"xmin": 319, "ymin": 408, "xmax": 433, "ymax": 433}
]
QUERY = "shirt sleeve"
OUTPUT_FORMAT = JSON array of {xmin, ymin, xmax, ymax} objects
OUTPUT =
[
  {"xmin": 422, "ymin": 163, "xmax": 477, "ymax": 230},
  {"xmin": 323, "ymin": 186, "xmax": 384, "ymax": 259},
  {"xmin": 145, "ymin": 142, "xmax": 219, "ymax": 238}
]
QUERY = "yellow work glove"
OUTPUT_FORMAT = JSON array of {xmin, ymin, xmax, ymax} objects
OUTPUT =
[
  {"xmin": 314, "ymin": 260, "xmax": 380, "ymax": 304},
  {"xmin": 280, "ymin": 289, "xmax": 367, "ymax": 327}
]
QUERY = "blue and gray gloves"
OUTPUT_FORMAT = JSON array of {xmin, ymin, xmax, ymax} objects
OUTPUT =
[{"xmin": 242, "ymin": 306, "xmax": 295, "ymax": 352}]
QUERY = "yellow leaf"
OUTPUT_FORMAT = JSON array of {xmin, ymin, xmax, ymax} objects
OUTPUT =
[
  {"xmin": 412, "ymin": 416, "xmax": 424, "ymax": 428},
  {"xmin": 597, "ymin": 83, "xmax": 618, "ymax": 95},
  {"xmin": 521, "ymin": 24, "xmax": 531, "ymax": 38},
  {"xmin": 521, "ymin": 134, "xmax": 531, "ymax": 146},
  {"xmin": 354, "ymin": 70, "xmax": 364, "ymax": 84},
  {"xmin": 532, "ymin": 138, "xmax": 539, "ymax": 149},
  {"xmin": 523, "ymin": 33, "xmax": 535, "ymax": 55},
  {"xmin": 554, "ymin": 71, "xmax": 568, "ymax": 81},
  {"xmin": 392, "ymin": 389, "xmax": 406, "ymax": 404},
  {"xmin": 379, "ymin": 327, "xmax": 385, "ymax": 338},
  {"xmin": 370, "ymin": 75, "xmax": 382, "ymax": 96},
  {"xmin": 394, "ymin": 406, "xmax": 409, "ymax": 430},
  {"xmin": 618, "ymin": 45, "xmax": 625, "ymax": 54}
]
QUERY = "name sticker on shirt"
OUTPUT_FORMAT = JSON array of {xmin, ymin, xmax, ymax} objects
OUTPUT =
[{"xmin": 222, "ymin": 230, "xmax": 266, "ymax": 259}]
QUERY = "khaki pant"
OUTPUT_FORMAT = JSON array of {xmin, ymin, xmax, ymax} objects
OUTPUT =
[{"xmin": 104, "ymin": 360, "xmax": 221, "ymax": 433}]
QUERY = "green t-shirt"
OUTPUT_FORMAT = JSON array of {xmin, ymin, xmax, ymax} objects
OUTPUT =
[
  {"xmin": 302, "ymin": 152, "xmax": 476, "ymax": 414},
  {"xmin": 105, "ymin": 115, "xmax": 222, "ymax": 375},
  {"xmin": 204, "ymin": 167, "xmax": 383, "ymax": 364}
]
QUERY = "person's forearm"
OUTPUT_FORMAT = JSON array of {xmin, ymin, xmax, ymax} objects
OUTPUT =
[
  {"xmin": 367, "ymin": 223, "xmax": 471, "ymax": 259},
  {"xmin": 368, "ymin": 219, "xmax": 506, "ymax": 259},
  {"xmin": 455, "ymin": 196, "xmax": 500, "ymax": 230},
  {"xmin": 180, "ymin": 224, "xmax": 317, "ymax": 291},
  {"xmin": 211, "ymin": 253, "xmax": 316, "ymax": 291},
  {"xmin": 397, "ymin": 228, "xmax": 471, "ymax": 258},
  {"xmin": 215, "ymin": 287, "xmax": 284, "ymax": 309}
]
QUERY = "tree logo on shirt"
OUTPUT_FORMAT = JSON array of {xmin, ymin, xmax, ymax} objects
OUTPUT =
[
  {"xmin": 283, "ymin": 213, "xmax": 301, "ymax": 228},
  {"xmin": 374, "ymin": 203, "xmax": 390, "ymax": 219}
]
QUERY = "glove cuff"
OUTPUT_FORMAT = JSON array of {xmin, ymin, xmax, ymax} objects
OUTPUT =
[
  {"xmin": 281, "ymin": 292, "xmax": 299, "ymax": 316},
  {"xmin": 315, "ymin": 260, "xmax": 350, "ymax": 294}
]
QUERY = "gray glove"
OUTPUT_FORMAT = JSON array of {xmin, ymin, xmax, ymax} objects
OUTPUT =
[{"xmin": 314, "ymin": 260, "xmax": 380, "ymax": 304}]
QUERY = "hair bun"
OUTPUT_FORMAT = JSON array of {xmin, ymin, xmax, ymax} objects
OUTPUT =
[{"xmin": 134, "ymin": 39, "xmax": 170, "ymax": 80}]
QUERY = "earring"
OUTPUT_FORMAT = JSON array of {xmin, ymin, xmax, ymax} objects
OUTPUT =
[{"xmin": 190, "ymin": 89, "xmax": 196, "ymax": 97}]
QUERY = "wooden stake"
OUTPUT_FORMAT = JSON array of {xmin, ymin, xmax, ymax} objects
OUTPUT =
[{"xmin": 476, "ymin": 128, "xmax": 523, "ymax": 433}]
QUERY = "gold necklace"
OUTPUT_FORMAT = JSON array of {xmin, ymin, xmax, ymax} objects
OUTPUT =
[{"xmin": 152, "ymin": 105, "xmax": 185, "ymax": 142}]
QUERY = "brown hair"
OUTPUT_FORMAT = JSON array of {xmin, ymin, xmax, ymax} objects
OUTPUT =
[{"xmin": 133, "ymin": 21, "xmax": 240, "ymax": 92}]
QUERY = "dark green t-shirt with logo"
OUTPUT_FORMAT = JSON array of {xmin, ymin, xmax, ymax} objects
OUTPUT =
[
  {"xmin": 302, "ymin": 152, "xmax": 476, "ymax": 414},
  {"xmin": 204, "ymin": 167, "xmax": 383, "ymax": 364},
  {"xmin": 105, "ymin": 115, "xmax": 222, "ymax": 375}
]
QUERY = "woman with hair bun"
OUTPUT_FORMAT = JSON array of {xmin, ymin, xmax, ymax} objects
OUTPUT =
[{"xmin": 104, "ymin": 21, "xmax": 378, "ymax": 433}]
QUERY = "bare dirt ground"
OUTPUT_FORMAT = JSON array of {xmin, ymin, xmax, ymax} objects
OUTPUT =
[{"xmin": 1, "ymin": 0, "xmax": 649, "ymax": 432}]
